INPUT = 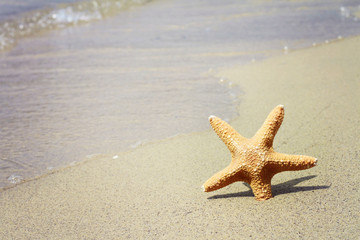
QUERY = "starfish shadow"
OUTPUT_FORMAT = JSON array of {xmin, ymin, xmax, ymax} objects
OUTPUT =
[{"xmin": 207, "ymin": 175, "xmax": 330, "ymax": 200}]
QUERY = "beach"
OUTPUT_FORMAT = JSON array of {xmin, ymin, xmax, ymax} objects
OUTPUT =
[
  {"xmin": 2, "ymin": 0, "xmax": 360, "ymax": 189},
  {"xmin": 1, "ymin": 32, "xmax": 360, "ymax": 239},
  {"xmin": 1, "ymin": 0, "xmax": 360, "ymax": 238}
]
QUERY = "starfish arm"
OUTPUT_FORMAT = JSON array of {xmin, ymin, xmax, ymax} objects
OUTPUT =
[
  {"xmin": 253, "ymin": 105, "xmax": 284, "ymax": 149},
  {"xmin": 209, "ymin": 115, "xmax": 247, "ymax": 155},
  {"xmin": 202, "ymin": 164, "xmax": 247, "ymax": 192},
  {"xmin": 267, "ymin": 152, "xmax": 317, "ymax": 174},
  {"xmin": 250, "ymin": 177, "xmax": 273, "ymax": 201}
]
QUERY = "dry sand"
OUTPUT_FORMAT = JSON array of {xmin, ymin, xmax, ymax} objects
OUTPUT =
[{"xmin": 1, "ymin": 36, "xmax": 359, "ymax": 239}]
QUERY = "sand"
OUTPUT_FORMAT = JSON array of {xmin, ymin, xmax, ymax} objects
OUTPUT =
[{"xmin": 1, "ymin": 35, "xmax": 359, "ymax": 239}]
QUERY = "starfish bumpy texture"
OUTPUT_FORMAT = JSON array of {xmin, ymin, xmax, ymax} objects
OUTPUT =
[{"xmin": 202, "ymin": 105, "xmax": 317, "ymax": 201}]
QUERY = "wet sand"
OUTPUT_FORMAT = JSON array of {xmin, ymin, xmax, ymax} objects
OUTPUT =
[{"xmin": 1, "ymin": 33, "xmax": 359, "ymax": 238}]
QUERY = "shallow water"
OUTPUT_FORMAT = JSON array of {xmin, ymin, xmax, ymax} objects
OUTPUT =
[
  {"xmin": 1, "ymin": 0, "xmax": 360, "ymax": 188},
  {"xmin": 0, "ymin": 0, "xmax": 151, "ymax": 51}
]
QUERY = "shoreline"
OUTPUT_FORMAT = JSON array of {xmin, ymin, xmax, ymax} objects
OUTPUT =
[
  {"xmin": 1, "ymin": 34, "xmax": 359, "ymax": 238},
  {"xmin": 0, "ymin": 34, "xmax": 346, "ymax": 192},
  {"xmin": 0, "ymin": 36, "xmax": 345, "ymax": 191},
  {"xmin": 2, "ymin": 0, "xmax": 360, "ymax": 190}
]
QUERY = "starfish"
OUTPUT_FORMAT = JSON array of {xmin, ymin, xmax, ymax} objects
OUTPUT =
[{"xmin": 202, "ymin": 105, "xmax": 317, "ymax": 201}]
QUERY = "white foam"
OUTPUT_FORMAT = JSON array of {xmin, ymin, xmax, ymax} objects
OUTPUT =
[
  {"xmin": 7, "ymin": 174, "xmax": 23, "ymax": 184},
  {"xmin": 130, "ymin": 140, "xmax": 143, "ymax": 149}
]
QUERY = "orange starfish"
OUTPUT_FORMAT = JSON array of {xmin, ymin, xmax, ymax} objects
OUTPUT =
[{"xmin": 202, "ymin": 105, "xmax": 317, "ymax": 201}]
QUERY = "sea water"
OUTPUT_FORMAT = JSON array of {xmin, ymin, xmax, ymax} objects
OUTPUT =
[
  {"xmin": 0, "ymin": 0, "xmax": 151, "ymax": 51},
  {"xmin": 1, "ymin": 0, "xmax": 360, "ymax": 189}
]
